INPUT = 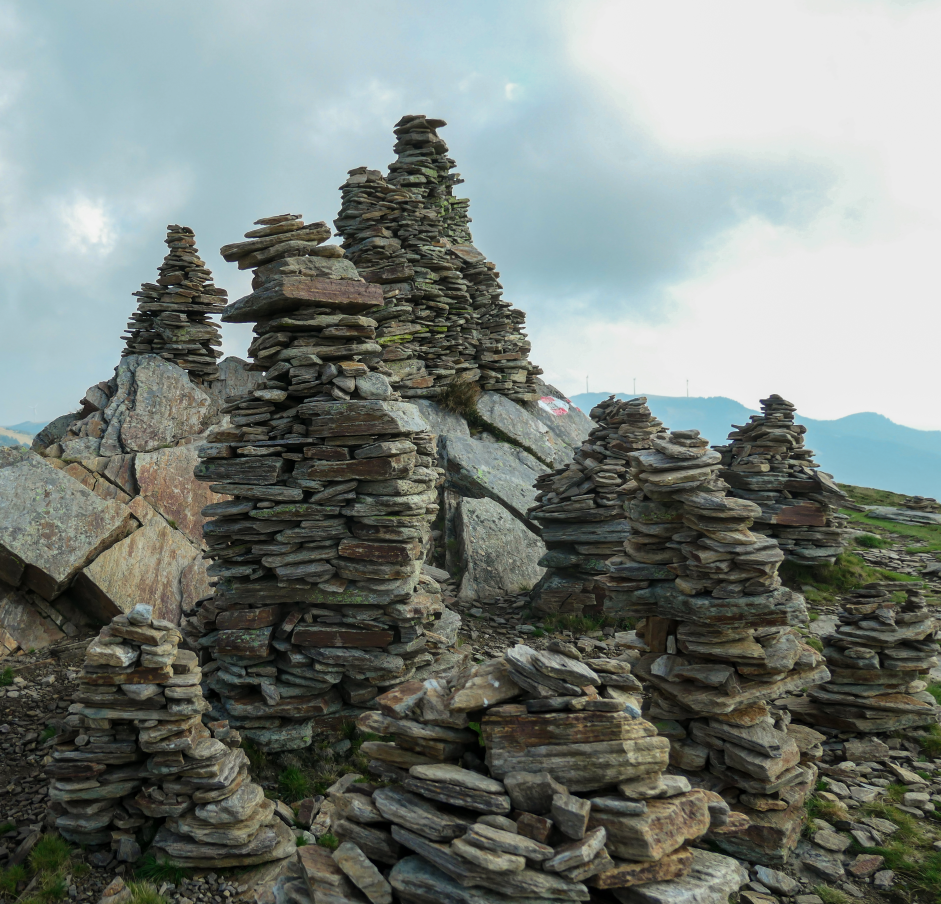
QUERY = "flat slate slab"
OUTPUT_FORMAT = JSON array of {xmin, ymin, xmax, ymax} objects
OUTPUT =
[{"xmin": 0, "ymin": 447, "xmax": 136, "ymax": 600}]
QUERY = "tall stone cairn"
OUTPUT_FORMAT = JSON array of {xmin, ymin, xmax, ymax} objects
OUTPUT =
[
  {"xmin": 605, "ymin": 429, "xmax": 830, "ymax": 864},
  {"xmin": 334, "ymin": 114, "xmax": 539, "ymax": 402},
  {"xmin": 528, "ymin": 396, "xmax": 665, "ymax": 617},
  {"xmin": 190, "ymin": 214, "xmax": 452, "ymax": 753},
  {"xmin": 795, "ymin": 582, "xmax": 941, "ymax": 733},
  {"xmin": 295, "ymin": 644, "xmax": 751, "ymax": 902},
  {"xmin": 716, "ymin": 394, "xmax": 850, "ymax": 566},
  {"xmin": 47, "ymin": 604, "xmax": 292, "ymax": 868},
  {"xmin": 121, "ymin": 225, "xmax": 226, "ymax": 383}
]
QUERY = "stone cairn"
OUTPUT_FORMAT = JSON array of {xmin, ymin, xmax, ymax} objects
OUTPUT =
[
  {"xmin": 716, "ymin": 394, "xmax": 850, "ymax": 566},
  {"xmin": 793, "ymin": 582, "xmax": 941, "ymax": 733},
  {"xmin": 294, "ymin": 643, "xmax": 748, "ymax": 903},
  {"xmin": 189, "ymin": 214, "xmax": 454, "ymax": 753},
  {"xmin": 47, "ymin": 605, "xmax": 293, "ymax": 868},
  {"xmin": 121, "ymin": 225, "xmax": 226, "ymax": 384},
  {"xmin": 527, "ymin": 396, "xmax": 665, "ymax": 617},
  {"xmin": 903, "ymin": 495, "xmax": 941, "ymax": 513},
  {"xmin": 335, "ymin": 114, "xmax": 539, "ymax": 402},
  {"xmin": 590, "ymin": 428, "xmax": 831, "ymax": 864}
]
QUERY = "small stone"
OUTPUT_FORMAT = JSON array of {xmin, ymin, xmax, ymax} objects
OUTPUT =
[
  {"xmin": 873, "ymin": 869, "xmax": 895, "ymax": 889},
  {"xmin": 847, "ymin": 854, "xmax": 884, "ymax": 878},
  {"xmin": 128, "ymin": 604, "xmax": 154, "ymax": 625},
  {"xmin": 504, "ymin": 772, "xmax": 566, "ymax": 815},
  {"xmin": 754, "ymin": 865, "xmax": 799, "ymax": 896},
  {"xmin": 814, "ymin": 830, "xmax": 850, "ymax": 853},
  {"xmin": 550, "ymin": 792, "xmax": 590, "ymax": 839},
  {"xmin": 333, "ymin": 842, "xmax": 392, "ymax": 904}
]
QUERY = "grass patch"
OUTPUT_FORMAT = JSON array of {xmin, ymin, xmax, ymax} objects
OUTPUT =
[
  {"xmin": 40, "ymin": 726, "xmax": 56, "ymax": 742},
  {"xmin": 805, "ymin": 795, "xmax": 846, "ymax": 824},
  {"xmin": 134, "ymin": 854, "xmax": 188, "ymax": 885},
  {"xmin": 531, "ymin": 628, "xmax": 545, "ymax": 638},
  {"xmin": 437, "ymin": 381, "xmax": 481, "ymax": 418},
  {"xmin": 278, "ymin": 767, "xmax": 312, "ymax": 801},
  {"xmin": 855, "ymin": 533, "xmax": 892, "ymax": 549},
  {"xmin": 242, "ymin": 740, "xmax": 266, "ymax": 771},
  {"xmin": 29, "ymin": 836, "xmax": 72, "ymax": 874},
  {"xmin": 317, "ymin": 833, "xmax": 339, "ymax": 851},
  {"xmin": 0, "ymin": 668, "xmax": 13, "ymax": 687},
  {"xmin": 845, "ymin": 510, "xmax": 941, "ymax": 555},
  {"xmin": 0, "ymin": 822, "xmax": 15, "ymax": 835},
  {"xmin": 805, "ymin": 636, "xmax": 823, "ymax": 653},
  {"xmin": 128, "ymin": 881, "xmax": 168, "ymax": 904},
  {"xmin": 814, "ymin": 886, "xmax": 850, "ymax": 904},
  {"xmin": 928, "ymin": 684, "xmax": 941, "ymax": 705},
  {"xmin": 918, "ymin": 724, "xmax": 941, "ymax": 758},
  {"xmin": 780, "ymin": 552, "xmax": 917, "ymax": 602},
  {"xmin": 840, "ymin": 484, "xmax": 909, "ymax": 507},
  {"xmin": 0, "ymin": 864, "xmax": 26, "ymax": 894}
]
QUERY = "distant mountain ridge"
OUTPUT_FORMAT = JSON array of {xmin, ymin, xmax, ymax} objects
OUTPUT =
[{"xmin": 569, "ymin": 392, "xmax": 941, "ymax": 501}]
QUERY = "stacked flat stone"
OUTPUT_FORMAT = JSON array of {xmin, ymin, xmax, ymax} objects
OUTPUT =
[
  {"xmin": 799, "ymin": 582, "xmax": 941, "ymax": 733},
  {"xmin": 121, "ymin": 226, "xmax": 226, "ymax": 383},
  {"xmin": 191, "ymin": 215, "xmax": 451, "ymax": 753},
  {"xmin": 592, "ymin": 429, "xmax": 830, "ymax": 862},
  {"xmin": 717, "ymin": 394, "xmax": 850, "ymax": 565},
  {"xmin": 903, "ymin": 496, "xmax": 941, "ymax": 513},
  {"xmin": 334, "ymin": 168, "xmax": 436, "ymax": 398},
  {"xmin": 335, "ymin": 114, "xmax": 540, "ymax": 402},
  {"xmin": 528, "ymin": 396, "xmax": 665, "ymax": 616},
  {"xmin": 299, "ymin": 643, "xmax": 749, "ymax": 903},
  {"xmin": 48, "ymin": 604, "xmax": 292, "ymax": 868}
]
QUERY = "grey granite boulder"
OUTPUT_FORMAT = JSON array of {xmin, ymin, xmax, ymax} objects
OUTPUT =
[
  {"xmin": 412, "ymin": 400, "xmax": 471, "ymax": 438},
  {"xmin": 456, "ymin": 497, "xmax": 545, "ymax": 601},
  {"xmin": 0, "ymin": 447, "xmax": 136, "ymax": 599},
  {"xmin": 441, "ymin": 435, "xmax": 547, "ymax": 527},
  {"xmin": 523, "ymin": 379, "xmax": 594, "ymax": 461},
  {"xmin": 474, "ymin": 391, "xmax": 558, "ymax": 467}
]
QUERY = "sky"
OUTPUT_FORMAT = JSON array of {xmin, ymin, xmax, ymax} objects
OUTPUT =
[{"xmin": 1, "ymin": 0, "xmax": 940, "ymax": 430}]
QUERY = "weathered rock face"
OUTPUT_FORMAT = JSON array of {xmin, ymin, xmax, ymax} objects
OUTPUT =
[
  {"xmin": 100, "ymin": 355, "xmax": 218, "ymax": 455},
  {"xmin": 135, "ymin": 443, "xmax": 227, "ymax": 544},
  {"xmin": 0, "ymin": 447, "xmax": 136, "ymax": 600},
  {"xmin": 206, "ymin": 355, "xmax": 264, "ymax": 401},
  {"xmin": 475, "ymin": 391, "xmax": 559, "ymax": 468},
  {"xmin": 76, "ymin": 519, "xmax": 206, "ymax": 625},
  {"xmin": 412, "ymin": 400, "xmax": 471, "ymax": 439},
  {"xmin": 441, "ymin": 435, "xmax": 546, "ymax": 527},
  {"xmin": 0, "ymin": 583, "xmax": 65, "ymax": 655},
  {"xmin": 455, "ymin": 497, "xmax": 545, "ymax": 601},
  {"xmin": 523, "ymin": 380, "xmax": 595, "ymax": 462}
]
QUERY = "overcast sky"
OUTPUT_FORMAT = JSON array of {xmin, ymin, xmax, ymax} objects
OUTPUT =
[{"xmin": 1, "ymin": 0, "xmax": 939, "ymax": 433}]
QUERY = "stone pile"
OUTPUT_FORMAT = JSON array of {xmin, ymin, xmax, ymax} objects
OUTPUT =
[
  {"xmin": 189, "ymin": 214, "xmax": 455, "ymax": 753},
  {"xmin": 528, "ymin": 396, "xmax": 666, "ymax": 617},
  {"xmin": 587, "ymin": 428, "xmax": 830, "ymax": 863},
  {"xmin": 716, "ymin": 394, "xmax": 850, "ymax": 566},
  {"xmin": 47, "ymin": 604, "xmax": 292, "ymax": 868},
  {"xmin": 903, "ymin": 495, "xmax": 941, "ymax": 513},
  {"xmin": 795, "ymin": 582, "xmax": 941, "ymax": 733},
  {"xmin": 300, "ymin": 642, "xmax": 752, "ymax": 903},
  {"xmin": 121, "ymin": 226, "xmax": 226, "ymax": 384},
  {"xmin": 335, "ymin": 115, "xmax": 539, "ymax": 401}
]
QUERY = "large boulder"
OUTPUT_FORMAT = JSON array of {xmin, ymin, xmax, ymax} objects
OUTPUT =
[
  {"xmin": 135, "ymin": 443, "xmax": 227, "ymax": 545},
  {"xmin": 474, "ymin": 391, "xmax": 559, "ymax": 467},
  {"xmin": 0, "ymin": 583, "xmax": 65, "ymax": 654},
  {"xmin": 100, "ymin": 355, "xmax": 218, "ymax": 455},
  {"xmin": 440, "ymin": 435, "xmax": 547, "ymax": 527},
  {"xmin": 523, "ymin": 379, "xmax": 594, "ymax": 460},
  {"xmin": 411, "ymin": 400, "xmax": 471, "ymax": 438},
  {"xmin": 207, "ymin": 355, "xmax": 264, "ymax": 402},
  {"xmin": 75, "ymin": 518, "xmax": 208, "ymax": 625},
  {"xmin": 456, "ymin": 497, "xmax": 546, "ymax": 601},
  {"xmin": 0, "ymin": 447, "xmax": 136, "ymax": 600}
]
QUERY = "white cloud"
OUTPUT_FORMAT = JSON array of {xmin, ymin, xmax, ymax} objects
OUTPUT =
[
  {"xmin": 504, "ymin": 81, "xmax": 521, "ymax": 101},
  {"xmin": 543, "ymin": 0, "xmax": 941, "ymax": 430},
  {"xmin": 60, "ymin": 196, "xmax": 115, "ymax": 254}
]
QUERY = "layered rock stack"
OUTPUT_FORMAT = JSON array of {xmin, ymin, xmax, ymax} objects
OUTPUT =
[
  {"xmin": 335, "ymin": 115, "xmax": 539, "ymax": 402},
  {"xmin": 189, "ymin": 215, "xmax": 453, "ymax": 752},
  {"xmin": 528, "ymin": 396, "xmax": 666, "ymax": 616},
  {"xmin": 717, "ymin": 394, "xmax": 850, "ymax": 566},
  {"xmin": 302, "ymin": 643, "xmax": 750, "ymax": 902},
  {"xmin": 47, "ymin": 605, "xmax": 292, "ymax": 868},
  {"xmin": 794, "ymin": 582, "xmax": 941, "ymax": 733},
  {"xmin": 121, "ymin": 226, "xmax": 226, "ymax": 384},
  {"xmin": 587, "ymin": 429, "xmax": 831, "ymax": 863}
]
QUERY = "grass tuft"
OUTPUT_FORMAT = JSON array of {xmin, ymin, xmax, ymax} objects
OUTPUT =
[
  {"xmin": 855, "ymin": 533, "xmax": 892, "ymax": 549},
  {"xmin": 805, "ymin": 795, "xmax": 846, "ymax": 824},
  {"xmin": 780, "ymin": 551, "xmax": 916, "ymax": 602},
  {"xmin": 40, "ymin": 726, "xmax": 57, "ymax": 742},
  {"xmin": 0, "ymin": 668, "xmax": 13, "ymax": 687},
  {"xmin": 128, "ymin": 881, "xmax": 168, "ymax": 904},
  {"xmin": 279, "ymin": 766, "xmax": 313, "ymax": 801},
  {"xmin": 814, "ymin": 886, "xmax": 849, "ymax": 904},
  {"xmin": 0, "ymin": 864, "xmax": 26, "ymax": 894},
  {"xmin": 918, "ymin": 724, "xmax": 941, "ymax": 758},
  {"xmin": 133, "ymin": 854, "xmax": 188, "ymax": 885},
  {"xmin": 29, "ymin": 836, "xmax": 72, "ymax": 874},
  {"xmin": 437, "ymin": 381, "xmax": 481, "ymax": 418},
  {"xmin": 317, "ymin": 833, "xmax": 339, "ymax": 851},
  {"xmin": 242, "ymin": 741, "xmax": 266, "ymax": 770}
]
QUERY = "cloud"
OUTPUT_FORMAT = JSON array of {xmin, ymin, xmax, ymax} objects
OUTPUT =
[{"xmin": 0, "ymin": 0, "xmax": 938, "ymax": 436}]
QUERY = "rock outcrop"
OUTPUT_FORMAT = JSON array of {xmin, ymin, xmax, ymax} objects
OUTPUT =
[
  {"xmin": 190, "ymin": 213, "xmax": 458, "ymax": 752},
  {"xmin": 716, "ymin": 395, "xmax": 850, "ymax": 566},
  {"xmin": 121, "ymin": 225, "xmax": 226, "ymax": 384},
  {"xmin": 48, "ymin": 605, "xmax": 293, "ymax": 868},
  {"xmin": 794, "ymin": 582, "xmax": 941, "ymax": 732},
  {"xmin": 295, "ymin": 643, "xmax": 751, "ymax": 901}
]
